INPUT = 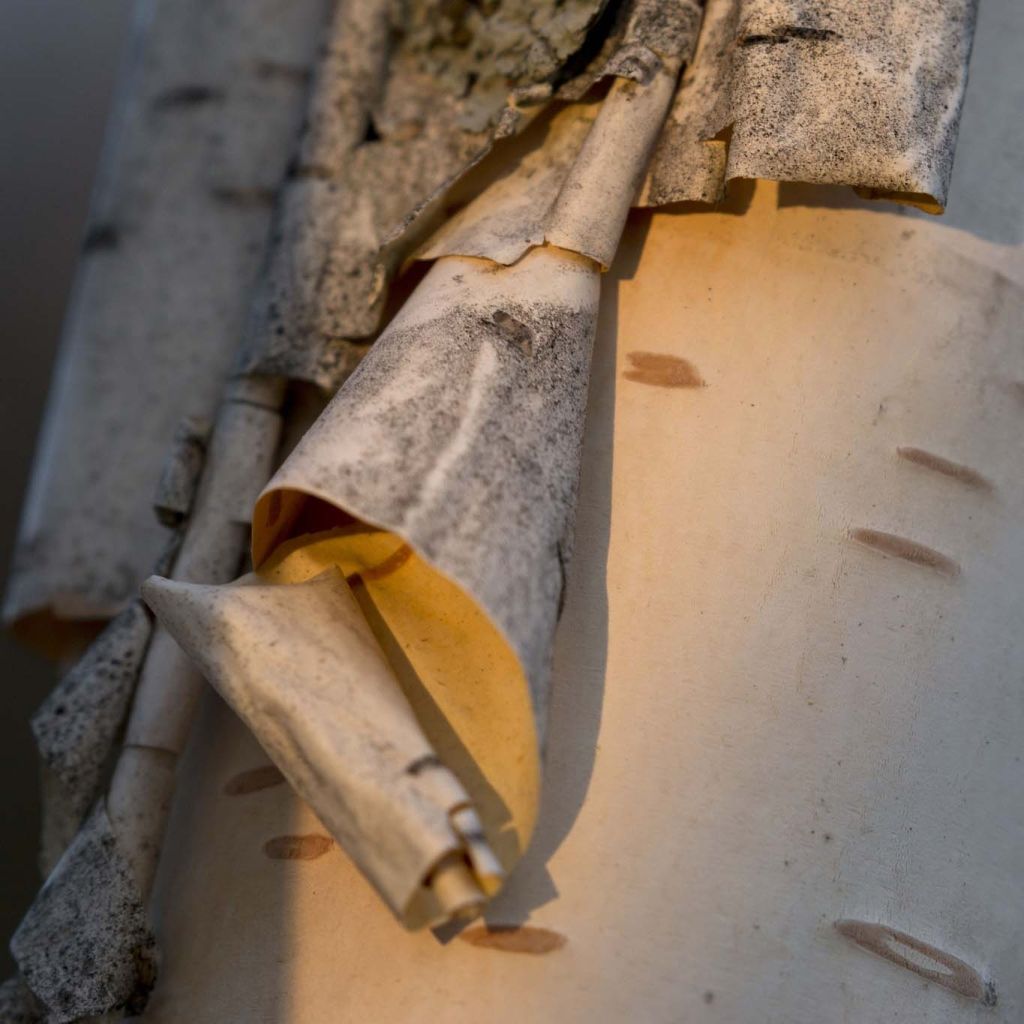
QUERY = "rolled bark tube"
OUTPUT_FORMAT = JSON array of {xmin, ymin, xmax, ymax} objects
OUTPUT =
[
  {"xmin": 143, "ymin": 568, "xmax": 501, "ymax": 927},
  {"xmin": 145, "ymin": 10, "xmax": 695, "ymax": 926}
]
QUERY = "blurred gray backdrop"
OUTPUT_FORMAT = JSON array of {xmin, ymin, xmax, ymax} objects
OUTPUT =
[{"xmin": 0, "ymin": 0, "xmax": 134, "ymax": 973}]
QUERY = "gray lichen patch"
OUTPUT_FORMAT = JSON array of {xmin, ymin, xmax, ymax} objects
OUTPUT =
[
  {"xmin": 11, "ymin": 804, "xmax": 157, "ymax": 1023},
  {"xmin": 398, "ymin": 0, "xmax": 608, "ymax": 132}
]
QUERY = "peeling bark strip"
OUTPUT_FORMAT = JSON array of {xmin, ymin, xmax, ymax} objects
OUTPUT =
[
  {"xmin": 459, "ymin": 925, "xmax": 567, "ymax": 954},
  {"xmin": 263, "ymin": 835, "xmax": 335, "ymax": 861},
  {"xmin": 223, "ymin": 764, "xmax": 286, "ymax": 796},
  {"xmin": 642, "ymin": 0, "xmax": 979, "ymax": 210},
  {"xmin": 144, "ymin": 569, "xmax": 498, "ymax": 925},
  {"xmin": 253, "ymin": 250, "xmax": 601, "ymax": 730},
  {"xmin": 835, "ymin": 920, "xmax": 996, "ymax": 1005},
  {"xmin": 238, "ymin": 0, "xmax": 611, "ymax": 391},
  {"xmin": 849, "ymin": 529, "xmax": 961, "ymax": 577},
  {"xmin": 419, "ymin": 2, "xmax": 703, "ymax": 272},
  {"xmin": 624, "ymin": 351, "xmax": 705, "ymax": 388},
  {"xmin": 896, "ymin": 447, "xmax": 993, "ymax": 492}
]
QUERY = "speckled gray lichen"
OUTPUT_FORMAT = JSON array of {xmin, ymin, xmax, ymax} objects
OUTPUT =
[
  {"xmin": 32, "ymin": 602, "xmax": 153, "ymax": 868},
  {"xmin": 11, "ymin": 805, "xmax": 157, "ymax": 1023},
  {"xmin": 642, "ymin": 0, "xmax": 979, "ymax": 210},
  {"xmin": 399, "ymin": 0, "xmax": 609, "ymax": 131}
]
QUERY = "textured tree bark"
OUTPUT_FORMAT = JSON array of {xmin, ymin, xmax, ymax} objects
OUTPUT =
[
  {"xmin": 2, "ymin": 0, "xmax": 328, "ymax": 647},
  {"xmin": 140, "ymin": 1, "xmax": 1023, "ymax": 1018}
]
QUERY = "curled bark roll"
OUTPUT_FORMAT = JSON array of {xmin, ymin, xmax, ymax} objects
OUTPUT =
[
  {"xmin": 641, "ymin": 0, "xmax": 979, "ymax": 210},
  {"xmin": 152, "ymin": 248, "xmax": 602, "ymax": 925},
  {"xmin": 143, "ymin": 569, "xmax": 501, "ymax": 925},
  {"xmin": 144, "ymin": 0, "xmax": 694, "ymax": 928}
]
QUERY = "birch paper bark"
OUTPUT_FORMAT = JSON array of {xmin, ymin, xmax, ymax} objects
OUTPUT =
[
  {"xmin": 2, "ymin": 0, "xmax": 998, "ymax": 1016},
  {"xmin": 2, "ymin": 0, "xmax": 329, "ymax": 643},
  {"xmin": 642, "ymin": 0, "xmax": 979, "ymax": 211},
  {"xmin": 142, "ymin": 0, "xmax": 1023, "ymax": 1010},
  {"xmin": 145, "ymin": 2, "xmax": 697, "ymax": 924},
  {"xmin": 7, "ymin": 1, "xmax": 626, "ymax": 1013}
]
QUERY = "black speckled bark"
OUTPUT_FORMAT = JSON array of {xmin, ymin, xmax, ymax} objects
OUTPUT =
[
  {"xmin": 237, "ymin": 0, "xmax": 610, "ymax": 392},
  {"xmin": 257, "ymin": 251, "xmax": 600, "ymax": 735},
  {"xmin": 11, "ymin": 805, "xmax": 156, "ymax": 1023},
  {"xmin": 643, "ymin": 0, "xmax": 979, "ymax": 210},
  {"xmin": 33, "ymin": 602, "xmax": 153, "ymax": 868}
]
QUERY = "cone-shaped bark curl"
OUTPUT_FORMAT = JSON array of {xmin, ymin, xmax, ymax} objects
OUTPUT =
[
  {"xmin": 214, "ymin": 247, "xmax": 598, "ymax": 920},
  {"xmin": 142, "ymin": 569, "xmax": 504, "ymax": 926},
  {"xmin": 255, "ymin": 248, "xmax": 600, "ymax": 732}
]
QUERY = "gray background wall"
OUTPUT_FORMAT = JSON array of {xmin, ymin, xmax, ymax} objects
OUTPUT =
[{"xmin": 0, "ymin": 0, "xmax": 133, "ymax": 973}]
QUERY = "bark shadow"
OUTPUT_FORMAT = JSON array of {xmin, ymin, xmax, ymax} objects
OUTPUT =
[{"xmin": 481, "ymin": 213, "xmax": 649, "ymax": 923}]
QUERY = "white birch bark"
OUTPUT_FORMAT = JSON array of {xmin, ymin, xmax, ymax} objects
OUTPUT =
[
  {"xmin": 2, "ymin": 0, "xmax": 328, "ymax": 641},
  {"xmin": 141, "ymin": 0, "xmax": 1023, "ymax": 1018}
]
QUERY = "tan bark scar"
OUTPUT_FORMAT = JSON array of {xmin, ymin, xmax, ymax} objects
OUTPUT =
[{"xmin": 835, "ymin": 920, "xmax": 996, "ymax": 1005}]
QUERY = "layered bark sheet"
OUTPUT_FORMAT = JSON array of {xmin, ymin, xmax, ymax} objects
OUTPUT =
[
  {"xmin": 642, "ymin": 0, "xmax": 979, "ymax": 210},
  {"xmin": 2, "ymin": 0, "xmax": 329, "ymax": 635}
]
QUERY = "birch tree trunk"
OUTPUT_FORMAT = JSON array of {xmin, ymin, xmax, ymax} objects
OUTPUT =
[{"xmin": 135, "ymin": 0, "xmax": 1024, "ymax": 1018}]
